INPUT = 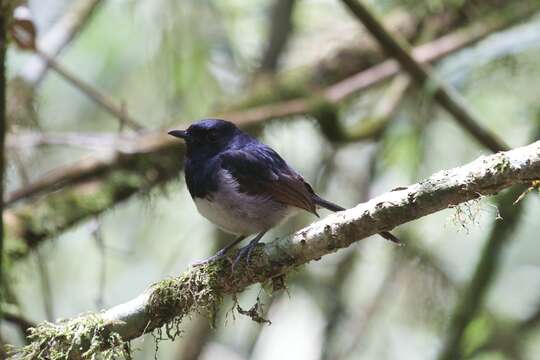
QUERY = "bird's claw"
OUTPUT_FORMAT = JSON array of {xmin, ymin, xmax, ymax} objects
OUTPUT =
[
  {"xmin": 191, "ymin": 249, "xmax": 227, "ymax": 267},
  {"xmin": 232, "ymin": 242, "xmax": 258, "ymax": 271}
]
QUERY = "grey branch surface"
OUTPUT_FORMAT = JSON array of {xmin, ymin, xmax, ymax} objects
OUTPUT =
[{"xmin": 12, "ymin": 141, "xmax": 540, "ymax": 359}]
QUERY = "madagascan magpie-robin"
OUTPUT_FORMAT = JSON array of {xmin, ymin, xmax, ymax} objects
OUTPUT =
[{"xmin": 169, "ymin": 119, "xmax": 399, "ymax": 266}]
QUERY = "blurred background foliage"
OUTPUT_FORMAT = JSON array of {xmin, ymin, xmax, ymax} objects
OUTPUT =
[{"xmin": 3, "ymin": 0, "xmax": 540, "ymax": 359}]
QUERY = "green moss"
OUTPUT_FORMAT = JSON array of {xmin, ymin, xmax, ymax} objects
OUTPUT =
[
  {"xmin": 10, "ymin": 243, "xmax": 291, "ymax": 358},
  {"xmin": 9, "ymin": 314, "xmax": 129, "ymax": 359},
  {"xmin": 148, "ymin": 262, "xmax": 224, "ymax": 335}
]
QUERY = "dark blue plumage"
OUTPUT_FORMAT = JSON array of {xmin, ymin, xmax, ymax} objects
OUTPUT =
[{"xmin": 169, "ymin": 119, "xmax": 399, "ymax": 266}]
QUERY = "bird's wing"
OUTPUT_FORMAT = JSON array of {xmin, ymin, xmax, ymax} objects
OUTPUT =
[{"xmin": 219, "ymin": 145, "xmax": 318, "ymax": 215}]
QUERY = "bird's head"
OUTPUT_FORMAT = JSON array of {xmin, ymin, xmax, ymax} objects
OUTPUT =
[{"xmin": 168, "ymin": 119, "xmax": 241, "ymax": 158}]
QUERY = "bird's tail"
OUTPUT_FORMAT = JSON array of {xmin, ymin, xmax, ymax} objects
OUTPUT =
[
  {"xmin": 313, "ymin": 195, "xmax": 401, "ymax": 245},
  {"xmin": 313, "ymin": 195, "xmax": 346, "ymax": 212}
]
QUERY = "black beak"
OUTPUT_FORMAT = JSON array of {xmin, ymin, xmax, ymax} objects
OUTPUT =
[{"xmin": 168, "ymin": 130, "xmax": 188, "ymax": 139}]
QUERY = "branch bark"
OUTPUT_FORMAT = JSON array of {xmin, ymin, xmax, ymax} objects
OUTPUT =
[{"xmin": 11, "ymin": 141, "xmax": 540, "ymax": 359}]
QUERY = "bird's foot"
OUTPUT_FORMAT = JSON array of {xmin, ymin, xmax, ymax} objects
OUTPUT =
[
  {"xmin": 191, "ymin": 248, "xmax": 228, "ymax": 267},
  {"xmin": 232, "ymin": 240, "xmax": 260, "ymax": 271}
]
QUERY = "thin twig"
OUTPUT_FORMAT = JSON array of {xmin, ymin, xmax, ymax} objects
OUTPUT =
[
  {"xmin": 19, "ymin": 0, "xmax": 104, "ymax": 86},
  {"xmin": 6, "ymin": 131, "xmax": 134, "ymax": 152},
  {"xmin": 338, "ymin": 251, "xmax": 402, "ymax": 359},
  {"xmin": 90, "ymin": 219, "xmax": 107, "ymax": 309},
  {"xmin": 34, "ymin": 47, "xmax": 144, "ymax": 131}
]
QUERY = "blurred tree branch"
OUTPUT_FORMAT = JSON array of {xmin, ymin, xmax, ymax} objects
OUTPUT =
[
  {"xmin": 18, "ymin": 0, "xmax": 103, "ymax": 87},
  {"xmin": 4, "ymin": 135, "xmax": 183, "ymax": 260},
  {"xmin": 3, "ymin": 305, "xmax": 35, "ymax": 339},
  {"xmin": 258, "ymin": 0, "xmax": 297, "ymax": 75},
  {"xmin": 11, "ymin": 141, "xmax": 540, "ymax": 359},
  {"xmin": 340, "ymin": 0, "xmax": 508, "ymax": 153},
  {"xmin": 10, "ymin": 11, "xmax": 145, "ymax": 131},
  {"xmin": 33, "ymin": 47, "xmax": 144, "ymax": 130},
  {"xmin": 282, "ymin": 0, "xmax": 533, "ymax": 87},
  {"xmin": 8, "ymin": 0, "xmax": 103, "ymax": 128},
  {"xmin": 459, "ymin": 294, "xmax": 540, "ymax": 359}
]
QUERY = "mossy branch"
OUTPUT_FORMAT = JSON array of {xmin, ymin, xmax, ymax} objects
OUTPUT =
[
  {"xmin": 9, "ymin": 141, "xmax": 540, "ymax": 359},
  {"xmin": 4, "ymin": 137, "xmax": 184, "ymax": 261}
]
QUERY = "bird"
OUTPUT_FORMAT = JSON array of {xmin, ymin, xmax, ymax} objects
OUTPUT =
[{"xmin": 168, "ymin": 119, "xmax": 399, "ymax": 267}]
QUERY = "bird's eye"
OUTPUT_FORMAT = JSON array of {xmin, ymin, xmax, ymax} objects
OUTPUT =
[{"xmin": 206, "ymin": 131, "xmax": 218, "ymax": 143}]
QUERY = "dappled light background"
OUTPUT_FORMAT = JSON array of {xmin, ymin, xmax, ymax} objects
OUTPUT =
[{"xmin": 3, "ymin": 0, "xmax": 540, "ymax": 359}]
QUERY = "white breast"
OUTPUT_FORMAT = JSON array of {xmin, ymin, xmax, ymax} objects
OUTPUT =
[{"xmin": 194, "ymin": 169, "xmax": 297, "ymax": 235}]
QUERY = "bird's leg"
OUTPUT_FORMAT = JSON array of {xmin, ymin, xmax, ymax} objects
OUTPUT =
[
  {"xmin": 192, "ymin": 235, "xmax": 245, "ymax": 266},
  {"xmin": 232, "ymin": 231, "xmax": 267, "ymax": 270}
]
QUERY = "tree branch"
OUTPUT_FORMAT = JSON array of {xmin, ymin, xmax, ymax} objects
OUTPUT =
[
  {"xmin": 33, "ymin": 47, "xmax": 144, "ymax": 131},
  {"xmin": 4, "ymin": 135, "xmax": 183, "ymax": 260},
  {"xmin": 340, "ymin": 0, "xmax": 509, "ymax": 153},
  {"xmin": 3, "ymin": 306, "xmax": 35, "ymax": 338},
  {"xmin": 11, "ymin": 141, "xmax": 540, "ymax": 359}
]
